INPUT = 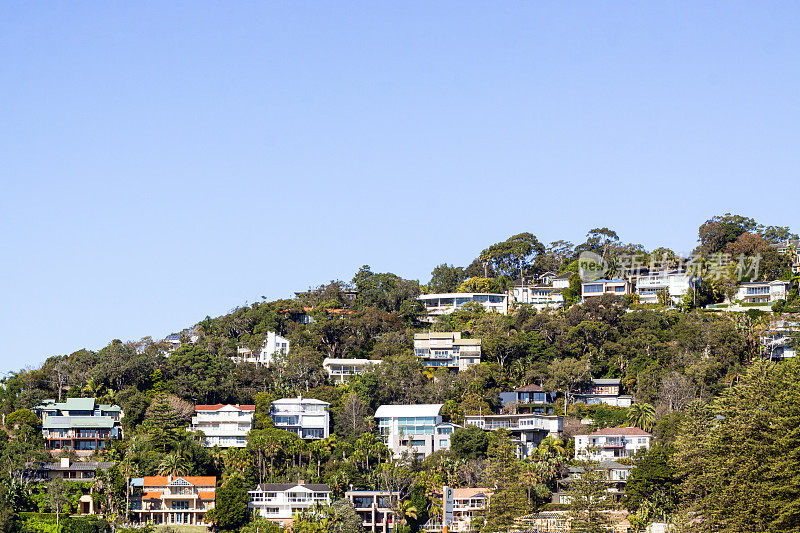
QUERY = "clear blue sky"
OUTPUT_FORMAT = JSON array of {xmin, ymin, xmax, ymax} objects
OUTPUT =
[{"xmin": 2, "ymin": 2, "xmax": 799, "ymax": 373}]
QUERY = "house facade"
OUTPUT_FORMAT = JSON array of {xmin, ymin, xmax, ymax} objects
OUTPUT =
[
  {"xmin": 635, "ymin": 271, "xmax": 690, "ymax": 305},
  {"xmin": 581, "ymin": 279, "xmax": 632, "ymax": 300},
  {"xmin": 574, "ymin": 427, "xmax": 652, "ymax": 461},
  {"xmin": 424, "ymin": 487, "xmax": 492, "ymax": 532},
  {"xmin": 573, "ymin": 379, "xmax": 633, "ymax": 407},
  {"xmin": 499, "ymin": 383, "xmax": 555, "ymax": 413},
  {"xmin": 375, "ymin": 404, "xmax": 457, "ymax": 460},
  {"xmin": 734, "ymin": 281, "xmax": 790, "ymax": 304},
  {"xmin": 189, "ymin": 404, "xmax": 255, "ymax": 448},
  {"xmin": 345, "ymin": 490, "xmax": 399, "ymax": 533},
  {"xmin": 323, "ymin": 358, "xmax": 378, "ymax": 384},
  {"xmin": 233, "ymin": 331, "xmax": 290, "ymax": 365},
  {"xmin": 552, "ymin": 461, "xmax": 633, "ymax": 504},
  {"xmin": 270, "ymin": 397, "xmax": 330, "ymax": 440},
  {"xmin": 418, "ymin": 293, "xmax": 508, "ymax": 317},
  {"xmin": 464, "ymin": 413, "xmax": 562, "ymax": 457},
  {"xmin": 249, "ymin": 482, "xmax": 331, "ymax": 525},
  {"xmin": 130, "ymin": 476, "xmax": 216, "ymax": 526},
  {"xmin": 34, "ymin": 398, "xmax": 123, "ymax": 452},
  {"xmin": 413, "ymin": 332, "xmax": 481, "ymax": 371},
  {"xmin": 510, "ymin": 281, "xmax": 565, "ymax": 311}
]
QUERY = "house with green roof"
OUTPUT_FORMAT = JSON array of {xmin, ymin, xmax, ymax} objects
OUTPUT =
[{"xmin": 33, "ymin": 398, "xmax": 124, "ymax": 453}]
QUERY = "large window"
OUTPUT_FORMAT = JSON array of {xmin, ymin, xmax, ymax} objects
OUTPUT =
[
  {"xmin": 397, "ymin": 417, "xmax": 436, "ymax": 435},
  {"xmin": 584, "ymin": 284, "xmax": 603, "ymax": 293}
]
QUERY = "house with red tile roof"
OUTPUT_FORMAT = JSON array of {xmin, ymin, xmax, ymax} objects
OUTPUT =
[
  {"xmin": 574, "ymin": 426, "xmax": 652, "ymax": 461},
  {"xmin": 189, "ymin": 404, "xmax": 255, "ymax": 448},
  {"xmin": 130, "ymin": 475, "xmax": 216, "ymax": 526}
]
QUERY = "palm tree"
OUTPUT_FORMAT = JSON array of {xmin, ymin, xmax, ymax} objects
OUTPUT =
[
  {"xmin": 535, "ymin": 436, "xmax": 566, "ymax": 460},
  {"xmin": 398, "ymin": 500, "xmax": 418, "ymax": 528},
  {"xmin": 627, "ymin": 402, "xmax": 656, "ymax": 432},
  {"xmin": 157, "ymin": 452, "xmax": 188, "ymax": 477}
]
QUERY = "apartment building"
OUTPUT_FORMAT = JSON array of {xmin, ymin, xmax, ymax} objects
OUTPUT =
[
  {"xmin": 345, "ymin": 490, "xmax": 399, "ymax": 533},
  {"xmin": 34, "ymin": 398, "xmax": 123, "ymax": 452},
  {"xmin": 413, "ymin": 332, "xmax": 481, "ymax": 371},
  {"xmin": 418, "ymin": 293, "xmax": 508, "ymax": 317},
  {"xmin": 189, "ymin": 404, "xmax": 255, "ymax": 448},
  {"xmin": 130, "ymin": 476, "xmax": 216, "ymax": 526},
  {"xmin": 270, "ymin": 397, "xmax": 330, "ymax": 440},
  {"xmin": 464, "ymin": 413, "xmax": 562, "ymax": 457},
  {"xmin": 581, "ymin": 279, "xmax": 632, "ymax": 300},
  {"xmin": 323, "ymin": 358, "xmax": 378, "ymax": 384},
  {"xmin": 249, "ymin": 482, "xmax": 331, "ymax": 525},
  {"xmin": 375, "ymin": 404, "xmax": 458, "ymax": 460},
  {"xmin": 233, "ymin": 331, "xmax": 290, "ymax": 365},
  {"xmin": 635, "ymin": 270, "xmax": 690, "ymax": 305},
  {"xmin": 573, "ymin": 379, "xmax": 633, "ymax": 408},
  {"xmin": 574, "ymin": 427, "xmax": 652, "ymax": 461},
  {"xmin": 424, "ymin": 487, "xmax": 492, "ymax": 533},
  {"xmin": 734, "ymin": 281, "xmax": 790, "ymax": 304}
]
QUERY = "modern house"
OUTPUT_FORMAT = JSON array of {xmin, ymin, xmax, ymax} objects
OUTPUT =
[
  {"xmin": 129, "ymin": 476, "xmax": 216, "ymax": 526},
  {"xmin": 413, "ymin": 332, "xmax": 481, "ymax": 371},
  {"xmin": 26, "ymin": 458, "xmax": 113, "ymax": 482},
  {"xmin": 33, "ymin": 398, "xmax": 123, "ymax": 452},
  {"xmin": 375, "ymin": 404, "xmax": 458, "ymax": 460},
  {"xmin": 574, "ymin": 427, "xmax": 652, "ymax": 461},
  {"xmin": 189, "ymin": 404, "xmax": 255, "ymax": 448},
  {"xmin": 164, "ymin": 330, "xmax": 199, "ymax": 351},
  {"xmin": 499, "ymin": 383, "xmax": 555, "ymax": 413},
  {"xmin": 418, "ymin": 293, "xmax": 508, "ymax": 317},
  {"xmin": 733, "ymin": 281, "xmax": 790, "ymax": 304},
  {"xmin": 581, "ymin": 279, "xmax": 632, "ymax": 300},
  {"xmin": 635, "ymin": 271, "xmax": 690, "ymax": 305},
  {"xmin": 249, "ymin": 482, "xmax": 331, "ymax": 525},
  {"xmin": 270, "ymin": 397, "xmax": 330, "ymax": 440},
  {"xmin": 423, "ymin": 487, "xmax": 493, "ymax": 533},
  {"xmin": 552, "ymin": 461, "xmax": 633, "ymax": 504},
  {"xmin": 233, "ymin": 331, "xmax": 290, "ymax": 365},
  {"xmin": 463, "ymin": 413, "xmax": 562, "ymax": 457},
  {"xmin": 345, "ymin": 490, "xmax": 399, "ymax": 533},
  {"xmin": 761, "ymin": 320, "xmax": 798, "ymax": 360},
  {"xmin": 573, "ymin": 379, "xmax": 633, "ymax": 407},
  {"xmin": 323, "ymin": 358, "xmax": 379, "ymax": 384},
  {"xmin": 510, "ymin": 279, "xmax": 565, "ymax": 310}
]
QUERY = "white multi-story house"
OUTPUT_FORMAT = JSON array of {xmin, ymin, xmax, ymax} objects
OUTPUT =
[
  {"xmin": 635, "ymin": 271, "xmax": 690, "ymax": 305},
  {"xmin": 552, "ymin": 461, "xmax": 633, "ymax": 504},
  {"xmin": 413, "ymin": 332, "xmax": 481, "ymax": 371},
  {"xmin": 733, "ymin": 281, "xmax": 790, "ymax": 304},
  {"xmin": 464, "ymin": 413, "xmax": 562, "ymax": 457},
  {"xmin": 510, "ymin": 284, "xmax": 565, "ymax": 310},
  {"xmin": 418, "ymin": 293, "xmax": 508, "ymax": 317},
  {"xmin": 581, "ymin": 279, "xmax": 632, "ymax": 300},
  {"xmin": 574, "ymin": 427, "xmax": 652, "ymax": 461},
  {"xmin": 233, "ymin": 331, "xmax": 290, "ymax": 365},
  {"xmin": 248, "ymin": 482, "xmax": 331, "ymax": 525},
  {"xmin": 345, "ymin": 490, "xmax": 399, "ymax": 533},
  {"xmin": 375, "ymin": 404, "xmax": 458, "ymax": 460},
  {"xmin": 270, "ymin": 397, "xmax": 330, "ymax": 440},
  {"xmin": 573, "ymin": 379, "xmax": 633, "ymax": 408},
  {"xmin": 323, "ymin": 358, "xmax": 378, "ymax": 384},
  {"xmin": 761, "ymin": 319, "xmax": 798, "ymax": 360},
  {"xmin": 189, "ymin": 404, "xmax": 255, "ymax": 448},
  {"xmin": 423, "ymin": 487, "xmax": 493, "ymax": 533}
]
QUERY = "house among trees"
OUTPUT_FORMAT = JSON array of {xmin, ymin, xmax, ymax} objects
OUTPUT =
[
  {"xmin": 733, "ymin": 280, "xmax": 790, "ymax": 304},
  {"xmin": 509, "ymin": 278, "xmax": 566, "ymax": 310},
  {"xmin": 552, "ymin": 461, "xmax": 632, "ymax": 504},
  {"xmin": 417, "ymin": 292, "xmax": 509, "ymax": 317},
  {"xmin": 574, "ymin": 427, "xmax": 652, "ymax": 461},
  {"xmin": 573, "ymin": 379, "xmax": 633, "ymax": 407},
  {"xmin": 270, "ymin": 396, "xmax": 330, "ymax": 439},
  {"xmin": 188, "ymin": 403, "xmax": 255, "ymax": 447},
  {"xmin": 499, "ymin": 383, "xmax": 555, "ymax": 413},
  {"xmin": 581, "ymin": 279, "xmax": 632, "ymax": 300},
  {"xmin": 232, "ymin": 331, "xmax": 290, "ymax": 365},
  {"xmin": 635, "ymin": 270, "xmax": 691, "ymax": 305},
  {"xmin": 129, "ymin": 475, "xmax": 216, "ymax": 526},
  {"xmin": 375, "ymin": 404, "xmax": 458, "ymax": 460},
  {"xmin": 345, "ymin": 490, "xmax": 399, "ymax": 533},
  {"xmin": 413, "ymin": 331, "xmax": 482, "ymax": 371},
  {"xmin": 463, "ymin": 412, "xmax": 562, "ymax": 457},
  {"xmin": 33, "ymin": 398, "xmax": 123, "ymax": 453},
  {"xmin": 248, "ymin": 482, "xmax": 331, "ymax": 525},
  {"xmin": 322, "ymin": 357, "xmax": 378, "ymax": 383}
]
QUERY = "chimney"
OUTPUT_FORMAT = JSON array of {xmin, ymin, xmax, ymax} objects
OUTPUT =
[
  {"xmin": 167, "ymin": 475, "xmax": 173, "ymax": 483},
  {"xmin": 60, "ymin": 458, "xmax": 70, "ymax": 468},
  {"xmin": 298, "ymin": 479, "xmax": 305, "ymax": 486}
]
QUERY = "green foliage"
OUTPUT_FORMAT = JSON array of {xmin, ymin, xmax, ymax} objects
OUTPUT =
[
  {"xmin": 5, "ymin": 409, "xmax": 39, "ymax": 431},
  {"xmin": 566, "ymin": 462, "xmax": 611, "ymax": 533},
  {"xmin": 624, "ymin": 444, "xmax": 677, "ymax": 518},
  {"xmin": 207, "ymin": 475, "xmax": 250, "ymax": 531},
  {"xmin": 450, "ymin": 425, "xmax": 490, "ymax": 460}
]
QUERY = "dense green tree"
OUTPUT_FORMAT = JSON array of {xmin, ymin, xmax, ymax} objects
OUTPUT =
[
  {"xmin": 566, "ymin": 462, "xmax": 610, "ymax": 533},
  {"xmin": 483, "ymin": 430, "xmax": 529, "ymax": 531},
  {"xmin": 207, "ymin": 475, "xmax": 251, "ymax": 531},
  {"xmin": 427, "ymin": 264, "xmax": 466, "ymax": 293},
  {"xmin": 450, "ymin": 425, "xmax": 490, "ymax": 460},
  {"xmin": 624, "ymin": 444, "xmax": 677, "ymax": 519},
  {"xmin": 478, "ymin": 233, "xmax": 546, "ymax": 279}
]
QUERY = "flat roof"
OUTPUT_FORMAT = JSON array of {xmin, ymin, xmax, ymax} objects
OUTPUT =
[
  {"xmin": 418, "ymin": 293, "xmax": 507, "ymax": 299},
  {"xmin": 375, "ymin": 404, "xmax": 443, "ymax": 418},
  {"xmin": 322, "ymin": 358, "xmax": 378, "ymax": 365}
]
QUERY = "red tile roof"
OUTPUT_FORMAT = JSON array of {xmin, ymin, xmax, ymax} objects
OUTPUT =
[
  {"xmin": 589, "ymin": 427, "xmax": 652, "ymax": 437},
  {"xmin": 198, "ymin": 491, "xmax": 216, "ymax": 500},
  {"xmin": 142, "ymin": 476, "xmax": 217, "ymax": 487},
  {"xmin": 515, "ymin": 383, "xmax": 544, "ymax": 392},
  {"xmin": 195, "ymin": 404, "xmax": 255, "ymax": 411}
]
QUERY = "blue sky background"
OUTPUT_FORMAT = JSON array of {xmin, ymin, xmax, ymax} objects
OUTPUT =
[{"xmin": 2, "ymin": 2, "xmax": 799, "ymax": 373}]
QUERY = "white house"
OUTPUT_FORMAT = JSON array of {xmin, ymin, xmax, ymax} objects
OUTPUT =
[
  {"xmin": 581, "ymin": 279, "xmax": 632, "ymax": 300},
  {"xmin": 761, "ymin": 320, "xmax": 798, "ymax": 360},
  {"xmin": 413, "ymin": 332, "xmax": 481, "ymax": 371},
  {"xmin": 423, "ymin": 487, "xmax": 492, "ymax": 532},
  {"xmin": 734, "ymin": 281, "xmax": 790, "ymax": 304},
  {"xmin": 248, "ymin": 482, "xmax": 331, "ymax": 525},
  {"xmin": 270, "ymin": 397, "xmax": 330, "ymax": 440},
  {"xmin": 463, "ymin": 413, "xmax": 562, "ymax": 457},
  {"xmin": 345, "ymin": 490, "xmax": 399, "ymax": 533},
  {"xmin": 635, "ymin": 271, "xmax": 690, "ymax": 305},
  {"xmin": 574, "ymin": 427, "xmax": 652, "ymax": 461},
  {"xmin": 323, "ymin": 358, "xmax": 378, "ymax": 384},
  {"xmin": 375, "ymin": 404, "xmax": 458, "ymax": 460},
  {"xmin": 509, "ymin": 283, "xmax": 565, "ymax": 311},
  {"xmin": 552, "ymin": 461, "xmax": 633, "ymax": 504},
  {"xmin": 233, "ymin": 331, "xmax": 290, "ymax": 365},
  {"xmin": 189, "ymin": 404, "xmax": 255, "ymax": 448},
  {"xmin": 418, "ymin": 293, "xmax": 508, "ymax": 317},
  {"xmin": 573, "ymin": 379, "xmax": 633, "ymax": 408}
]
